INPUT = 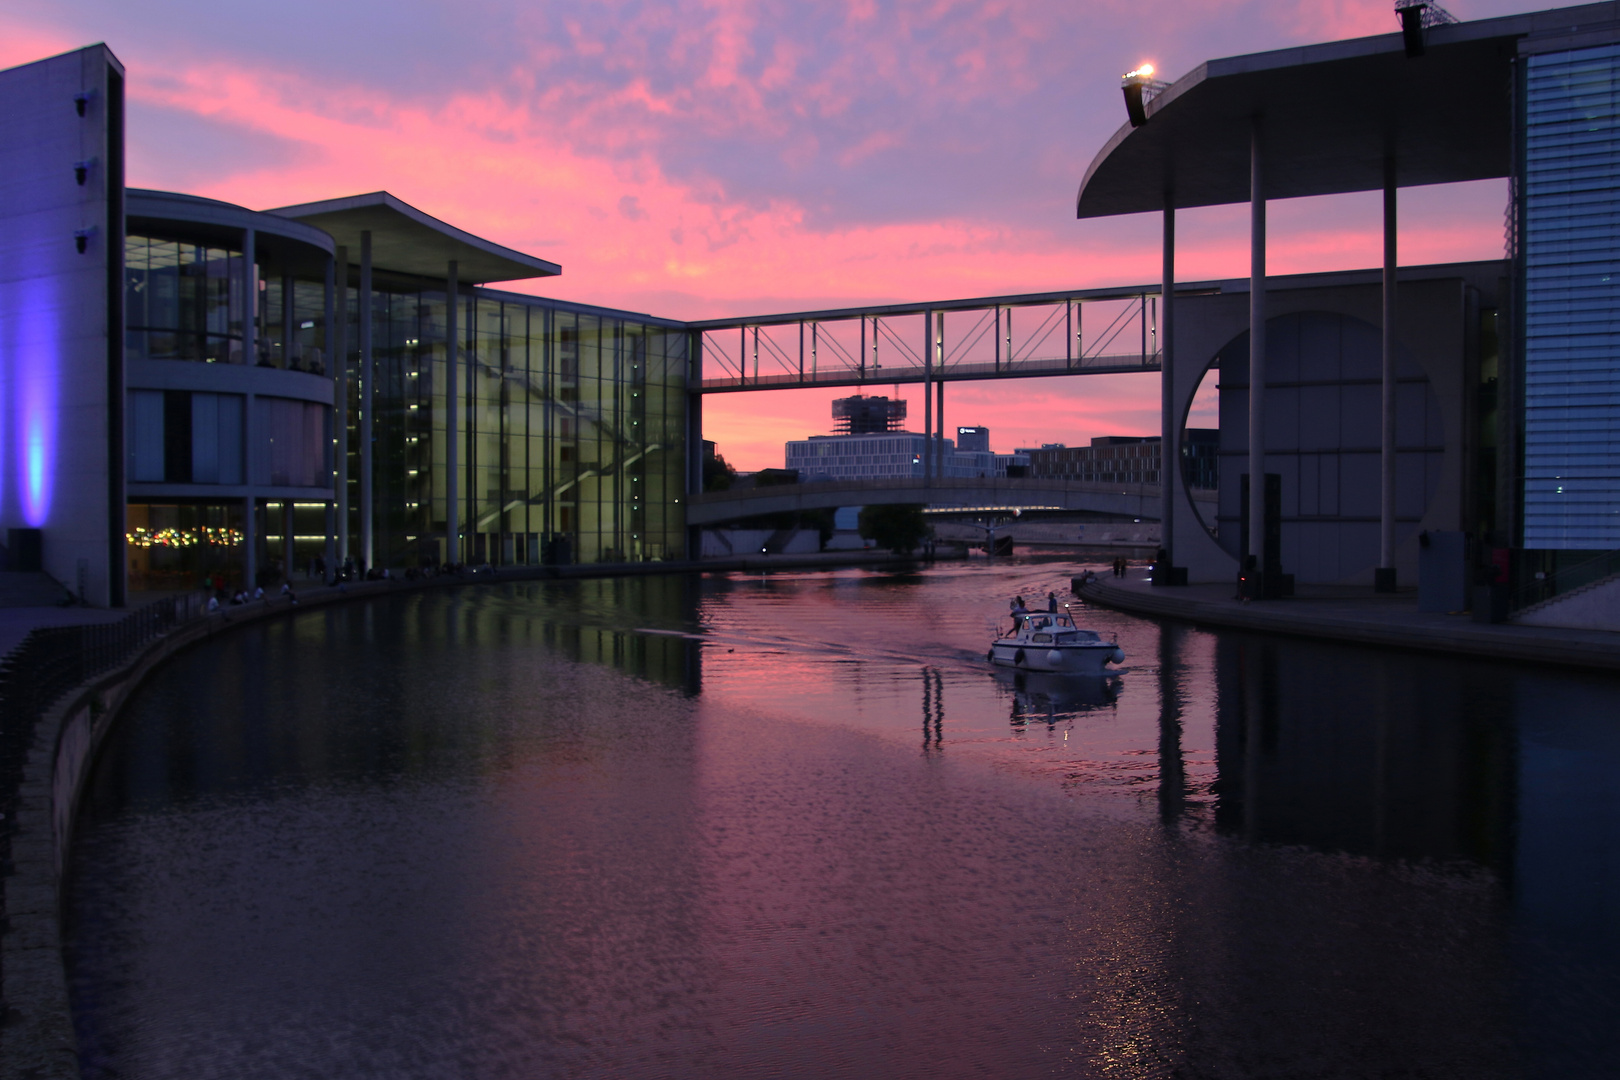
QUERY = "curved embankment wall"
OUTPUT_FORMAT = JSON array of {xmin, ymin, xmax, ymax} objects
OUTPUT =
[
  {"xmin": 0, "ymin": 548, "xmax": 924, "ymax": 1080},
  {"xmin": 1073, "ymin": 577, "xmax": 1620, "ymax": 673}
]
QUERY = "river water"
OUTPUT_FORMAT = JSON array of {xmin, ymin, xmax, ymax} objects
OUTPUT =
[{"xmin": 64, "ymin": 560, "xmax": 1620, "ymax": 1078}]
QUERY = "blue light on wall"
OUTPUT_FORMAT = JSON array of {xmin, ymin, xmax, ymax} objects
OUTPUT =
[{"xmin": 16, "ymin": 281, "xmax": 57, "ymax": 527}]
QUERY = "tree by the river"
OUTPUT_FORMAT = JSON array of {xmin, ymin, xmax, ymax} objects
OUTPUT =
[{"xmin": 858, "ymin": 504, "xmax": 931, "ymax": 555}]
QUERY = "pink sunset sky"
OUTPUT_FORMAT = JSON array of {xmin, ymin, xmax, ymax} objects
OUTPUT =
[{"xmin": 5, "ymin": 0, "xmax": 1541, "ymax": 470}]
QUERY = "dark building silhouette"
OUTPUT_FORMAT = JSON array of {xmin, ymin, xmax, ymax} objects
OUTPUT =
[{"xmin": 831, "ymin": 395, "xmax": 907, "ymax": 435}]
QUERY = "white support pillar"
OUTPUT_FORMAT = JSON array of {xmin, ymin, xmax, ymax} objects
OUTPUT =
[
  {"xmin": 359, "ymin": 231, "xmax": 374, "ymax": 572},
  {"xmin": 446, "ymin": 260, "xmax": 460, "ymax": 565},
  {"xmin": 936, "ymin": 312, "xmax": 946, "ymax": 477},
  {"xmin": 333, "ymin": 246, "xmax": 349, "ymax": 563},
  {"xmin": 323, "ymin": 255, "xmax": 336, "ymax": 579},
  {"xmin": 923, "ymin": 309, "xmax": 933, "ymax": 485},
  {"xmin": 281, "ymin": 273, "xmax": 295, "ymax": 369},
  {"xmin": 243, "ymin": 227, "xmax": 258, "ymax": 590},
  {"xmin": 1378, "ymin": 158, "xmax": 1398, "ymax": 591},
  {"xmin": 1248, "ymin": 120, "xmax": 1267, "ymax": 577},
  {"xmin": 1066, "ymin": 299, "xmax": 1073, "ymax": 366},
  {"xmin": 1160, "ymin": 201, "xmax": 1178, "ymax": 582}
]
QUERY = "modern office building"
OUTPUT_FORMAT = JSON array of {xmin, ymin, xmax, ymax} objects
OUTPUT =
[
  {"xmin": 1078, "ymin": 1, "xmax": 1620, "ymax": 588},
  {"xmin": 785, "ymin": 433, "xmax": 1026, "ymax": 481},
  {"xmin": 1519, "ymin": 37, "xmax": 1620, "ymax": 549},
  {"xmin": 1, "ymin": 46, "xmax": 687, "ymax": 604},
  {"xmin": 1028, "ymin": 433, "xmax": 1218, "ymax": 489},
  {"xmin": 788, "ymin": 400, "xmax": 1022, "ymax": 481},
  {"xmin": 955, "ymin": 426, "xmax": 990, "ymax": 453}
]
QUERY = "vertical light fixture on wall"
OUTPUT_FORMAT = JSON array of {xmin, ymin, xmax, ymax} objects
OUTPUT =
[{"xmin": 18, "ymin": 279, "xmax": 58, "ymax": 526}]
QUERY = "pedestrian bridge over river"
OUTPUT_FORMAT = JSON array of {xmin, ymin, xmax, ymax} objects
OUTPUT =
[{"xmin": 685, "ymin": 477, "xmax": 1160, "ymax": 526}]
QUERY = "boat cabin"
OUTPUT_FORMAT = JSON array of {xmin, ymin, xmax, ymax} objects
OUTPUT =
[{"xmin": 1008, "ymin": 613, "xmax": 1105, "ymax": 644}]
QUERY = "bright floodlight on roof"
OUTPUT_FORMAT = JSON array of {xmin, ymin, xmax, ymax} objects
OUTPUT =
[
  {"xmin": 1395, "ymin": 0, "xmax": 1459, "ymax": 57},
  {"xmin": 1121, "ymin": 63, "xmax": 1169, "ymax": 128}
]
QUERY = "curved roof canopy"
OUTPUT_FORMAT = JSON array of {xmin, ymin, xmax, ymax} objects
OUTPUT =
[
  {"xmin": 268, "ymin": 191, "xmax": 561, "ymax": 284},
  {"xmin": 128, "ymin": 189, "xmax": 335, "ymax": 277},
  {"xmin": 1076, "ymin": 3, "xmax": 1619, "ymax": 218}
]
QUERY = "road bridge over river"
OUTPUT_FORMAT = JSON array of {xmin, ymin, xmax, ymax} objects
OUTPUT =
[{"xmin": 685, "ymin": 477, "xmax": 1159, "ymax": 526}]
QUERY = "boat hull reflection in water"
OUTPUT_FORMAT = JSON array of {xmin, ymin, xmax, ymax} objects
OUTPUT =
[{"xmin": 64, "ymin": 564, "xmax": 1620, "ymax": 1079}]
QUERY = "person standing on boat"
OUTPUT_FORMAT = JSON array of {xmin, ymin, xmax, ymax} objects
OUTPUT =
[
  {"xmin": 1046, "ymin": 591, "xmax": 1058, "ymax": 613},
  {"xmin": 1009, "ymin": 596, "xmax": 1028, "ymax": 634}
]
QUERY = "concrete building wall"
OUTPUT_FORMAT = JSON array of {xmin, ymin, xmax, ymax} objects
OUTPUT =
[
  {"xmin": 0, "ymin": 46, "xmax": 124, "ymax": 605},
  {"xmin": 1167, "ymin": 265, "xmax": 1497, "ymax": 586}
]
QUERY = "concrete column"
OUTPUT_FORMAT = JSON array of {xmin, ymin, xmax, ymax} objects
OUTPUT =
[
  {"xmin": 242, "ymin": 228, "xmax": 256, "ymax": 365},
  {"xmin": 333, "ymin": 246, "xmax": 349, "ymax": 562},
  {"xmin": 323, "ymin": 255, "xmax": 336, "ymax": 577},
  {"xmin": 1161, "ymin": 202, "xmax": 1177, "ymax": 578},
  {"xmin": 243, "ymin": 497, "xmax": 256, "ymax": 591},
  {"xmin": 936, "ymin": 374, "xmax": 945, "ymax": 477},
  {"xmin": 282, "ymin": 500, "xmax": 295, "ymax": 579},
  {"xmin": 281, "ymin": 273, "xmax": 295, "ymax": 369},
  {"xmin": 1377, "ymin": 159, "xmax": 1398, "ymax": 591},
  {"xmin": 922, "ymin": 310, "xmax": 932, "ymax": 485},
  {"xmin": 359, "ymin": 230, "xmax": 373, "ymax": 571},
  {"xmin": 446, "ymin": 261, "xmax": 460, "ymax": 564},
  {"xmin": 685, "ymin": 328, "xmax": 703, "ymax": 560},
  {"xmin": 243, "ymin": 227, "xmax": 257, "ymax": 589},
  {"xmin": 1248, "ymin": 120, "xmax": 1267, "ymax": 571}
]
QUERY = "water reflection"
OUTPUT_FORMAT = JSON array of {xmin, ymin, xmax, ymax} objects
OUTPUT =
[
  {"xmin": 1157, "ymin": 622, "xmax": 1187, "ymax": 825},
  {"xmin": 64, "ymin": 562, "xmax": 1620, "ymax": 1078},
  {"xmin": 920, "ymin": 667, "xmax": 943, "ymax": 752},
  {"xmin": 1211, "ymin": 633, "xmax": 1515, "ymax": 869},
  {"xmin": 994, "ymin": 669, "xmax": 1120, "ymax": 731}
]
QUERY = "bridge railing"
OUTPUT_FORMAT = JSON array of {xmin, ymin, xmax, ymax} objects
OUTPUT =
[{"xmin": 699, "ymin": 349, "xmax": 1159, "ymax": 391}]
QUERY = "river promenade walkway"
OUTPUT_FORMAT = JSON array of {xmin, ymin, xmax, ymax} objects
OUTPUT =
[
  {"xmin": 1076, "ymin": 572, "xmax": 1620, "ymax": 674},
  {"xmin": 0, "ymin": 548, "xmax": 918, "ymax": 663}
]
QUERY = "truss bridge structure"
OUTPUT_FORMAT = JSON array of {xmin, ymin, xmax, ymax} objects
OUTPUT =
[{"xmin": 688, "ymin": 284, "xmax": 1166, "ymax": 394}]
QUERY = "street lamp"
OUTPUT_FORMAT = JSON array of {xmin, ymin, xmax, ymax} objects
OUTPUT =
[
  {"xmin": 1395, "ymin": 0, "xmax": 1458, "ymax": 58},
  {"xmin": 1121, "ymin": 64, "xmax": 1168, "ymax": 128}
]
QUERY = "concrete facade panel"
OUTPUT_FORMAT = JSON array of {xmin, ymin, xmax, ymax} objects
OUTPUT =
[
  {"xmin": 0, "ymin": 46, "xmax": 121, "ymax": 605},
  {"xmin": 1174, "ymin": 269, "xmax": 1488, "ymax": 585},
  {"xmin": 1298, "ymin": 385, "xmax": 1340, "ymax": 451}
]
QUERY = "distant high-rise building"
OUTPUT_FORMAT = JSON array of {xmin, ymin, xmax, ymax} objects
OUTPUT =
[
  {"xmin": 832, "ymin": 395, "xmax": 907, "ymax": 434},
  {"xmin": 956, "ymin": 426, "xmax": 990, "ymax": 453}
]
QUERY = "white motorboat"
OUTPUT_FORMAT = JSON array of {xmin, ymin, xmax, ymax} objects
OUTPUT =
[{"xmin": 986, "ymin": 611, "xmax": 1125, "ymax": 673}]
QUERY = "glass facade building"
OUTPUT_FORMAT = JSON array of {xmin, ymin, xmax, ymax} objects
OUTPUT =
[
  {"xmin": 1521, "ymin": 43, "xmax": 1620, "ymax": 549},
  {"xmin": 116, "ymin": 189, "xmax": 691, "ymax": 592},
  {"xmin": 346, "ymin": 281, "xmax": 688, "ymax": 569}
]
